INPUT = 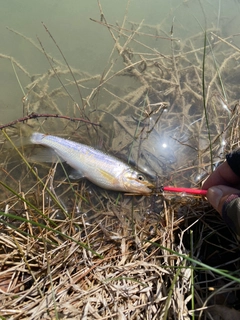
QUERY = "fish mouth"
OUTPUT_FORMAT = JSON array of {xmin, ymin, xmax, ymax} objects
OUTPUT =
[
  {"xmin": 124, "ymin": 176, "xmax": 155, "ymax": 194},
  {"xmin": 125, "ymin": 185, "xmax": 154, "ymax": 195},
  {"xmin": 141, "ymin": 181, "xmax": 155, "ymax": 189},
  {"xmin": 134, "ymin": 180, "xmax": 155, "ymax": 194}
]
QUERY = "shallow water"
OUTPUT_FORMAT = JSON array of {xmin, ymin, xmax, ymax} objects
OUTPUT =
[
  {"xmin": 0, "ymin": 0, "xmax": 238, "ymax": 120},
  {"xmin": 0, "ymin": 0, "xmax": 240, "ymax": 196}
]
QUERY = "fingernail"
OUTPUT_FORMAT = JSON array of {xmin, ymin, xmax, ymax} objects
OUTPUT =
[{"xmin": 207, "ymin": 187, "xmax": 223, "ymax": 210}]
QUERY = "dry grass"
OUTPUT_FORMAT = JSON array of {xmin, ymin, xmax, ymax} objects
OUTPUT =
[{"xmin": 0, "ymin": 2, "xmax": 240, "ymax": 319}]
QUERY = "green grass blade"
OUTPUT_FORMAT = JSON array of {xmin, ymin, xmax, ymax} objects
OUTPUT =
[
  {"xmin": 148, "ymin": 241, "xmax": 240, "ymax": 283},
  {"xmin": 0, "ymin": 211, "xmax": 102, "ymax": 258}
]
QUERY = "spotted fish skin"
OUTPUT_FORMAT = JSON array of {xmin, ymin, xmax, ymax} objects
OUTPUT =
[{"xmin": 30, "ymin": 132, "xmax": 154, "ymax": 194}]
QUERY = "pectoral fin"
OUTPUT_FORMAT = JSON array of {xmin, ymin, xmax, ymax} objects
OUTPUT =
[{"xmin": 69, "ymin": 169, "xmax": 85, "ymax": 180}]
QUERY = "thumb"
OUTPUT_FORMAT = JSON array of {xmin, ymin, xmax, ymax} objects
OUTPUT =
[{"xmin": 207, "ymin": 185, "xmax": 240, "ymax": 215}]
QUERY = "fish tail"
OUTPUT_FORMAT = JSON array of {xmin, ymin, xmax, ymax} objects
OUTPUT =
[
  {"xmin": 30, "ymin": 132, "xmax": 45, "ymax": 144},
  {"xmin": 29, "ymin": 132, "xmax": 60, "ymax": 162}
]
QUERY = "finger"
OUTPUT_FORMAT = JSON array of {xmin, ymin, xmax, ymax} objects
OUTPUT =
[
  {"xmin": 206, "ymin": 185, "xmax": 240, "ymax": 215},
  {"xmin": 202, "ymin": 162, "xmax": 240, "ymax": 190}
]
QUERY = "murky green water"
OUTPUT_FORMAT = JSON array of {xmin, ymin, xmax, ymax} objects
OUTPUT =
[
  {"xmin": 0, "ymin": 0, "xmax": 240, "ymax": 200},
  {"xmin": 0, "ymin": 0, "xmax": 238, "ymax": 121}
]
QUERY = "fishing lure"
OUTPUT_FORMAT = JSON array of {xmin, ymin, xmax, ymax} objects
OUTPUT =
[{"xmin": 162, "ymin": 186, "xmax": 207, "ymax": 196}]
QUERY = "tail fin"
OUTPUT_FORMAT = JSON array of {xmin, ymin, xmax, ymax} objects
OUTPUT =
[{"xmin": 29, "ymin": 132, "xmax": 64, "ymax": 163}]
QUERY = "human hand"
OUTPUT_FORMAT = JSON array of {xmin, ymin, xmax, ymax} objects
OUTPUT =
[{"xmin": 202, "ymin": 161, "xmax": 240, "ymax": 216}]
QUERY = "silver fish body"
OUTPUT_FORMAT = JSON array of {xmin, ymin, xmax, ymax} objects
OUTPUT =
[{"xmin": 30, "ymin": 132, "xmax": 154, "ymax": 194}]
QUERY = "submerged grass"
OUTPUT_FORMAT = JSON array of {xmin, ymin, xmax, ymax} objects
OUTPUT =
[
  {"xmin": 202, "ymin": 31, "xmax": 214, "ymax": 172},
  {"xmin": 0, "ymin": 1, "xmax": 240, "ymax": 319}
]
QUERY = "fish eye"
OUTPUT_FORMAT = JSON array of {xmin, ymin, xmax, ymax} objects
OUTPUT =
[{"xmin": 137, "ymin": 174, "xmax": 145, "ymax": 181}]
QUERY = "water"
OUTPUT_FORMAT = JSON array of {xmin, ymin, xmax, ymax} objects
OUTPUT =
[
  {"xmin": 0, "ymin": 0, "xmax": 237, "ymax": 121},
  {"xmin": 0, "ymin": 0, "xmax": 240, "ymax": 194}
]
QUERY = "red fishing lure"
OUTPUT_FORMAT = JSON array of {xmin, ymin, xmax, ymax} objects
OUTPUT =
[{"xmin": 163, "ymin": 186, "xmax": 207, "ymax": 196}]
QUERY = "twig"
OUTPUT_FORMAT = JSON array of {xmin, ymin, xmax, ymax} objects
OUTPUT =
[
  {"xmin": 89, "ymin": 18, "xmax": 177, "ymax": 41},
  {"xmin": 6, "ymin": 26, "xmax": 64, "ymax": 67},
  {"xmin": 42, "ymin": 22, "xmax": 84, "ymax": 110},
  {"xmin": 0, "ymin": 53, "xmax": 31, "ymax": 78},
  {"xmin": 36, "ymin": 35, "xmax": 76, "ymax": 104},
  {"xmin": 0, "ymin": 113, "xmax": 101, "ymax": 130},
  {"xmin": 202, "ymin": 31, "xmax": 213, "ymax": 171}
]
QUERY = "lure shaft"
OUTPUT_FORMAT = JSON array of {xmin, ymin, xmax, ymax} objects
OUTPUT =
[{"xmin": 163, "ymin": 186, "xmax": 207, "ymax": 196}]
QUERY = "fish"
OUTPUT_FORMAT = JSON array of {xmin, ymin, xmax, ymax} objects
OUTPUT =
[{"xmin": 30, "ymin": 132, "xmax": 154, "ymax": 194}]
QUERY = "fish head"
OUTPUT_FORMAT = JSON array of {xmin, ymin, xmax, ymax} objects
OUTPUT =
[{"xmin": 122, "ymin": 168, "xmax": 154, "ymax": 194}]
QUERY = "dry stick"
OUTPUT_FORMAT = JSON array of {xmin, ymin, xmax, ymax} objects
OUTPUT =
[
  {"xmin": 118, "ymin": 0, "xmax": 130, "ymax": 39},
  {"xmin": 109, "ymin": 25, "xmax": 149, "ymax": 88},
  {"xmin": 201, "ymin": 110, "xmax": 239, "ymax": 155},
  {"xmin": 90, "ymin": 18, "xmax": 174, "ymax": 59},
  {"xmin": 169, "ymin": 23, "xmax": 186, "ymax": 133},
  {"xmin": 117, "ymin": 22, "xmax": 176, "ymax": 40},
  {"xmin": 6, "ymin": 26, "xmax": 65, "ymax": 68},
  {"xmin": 103, "ymin": 87, "xmax": 142, "ymax": 112},
  {"xmin": 90, "ymin": 0, "xmax": 130, "ymax": 107},
  {"xmin": 11, "ymin": 59, "xmax": 25, "ymax": 97},
  {"xmin": 20, "ymin": 191, "xmax": 34, "ymax": 237},
  {"xmin": 86, "ymin": 60, "xmax": 148, "ymax": 105},
  {"xmin": 96, "ymin": 1, "xmax": 149, "ymax": 87},
  {"xmin": 36, "ymin": 31, "xmax": 92, "ymax": 134},
  {"xmin": 8, "ymin": 25, "xmax": 96, "ymax": 87},
  {"xmin": 121, "ymin": 20, "xmax": 145, "ymax": 56},
  {"xmin": 106, "ymin": 85, "xmax": 149, "ymax": 116},
  {"xmin": 97, "ymin": 109, "xmax": 134, "ymax": 138},
  {"xmin": 182, "ymin": 39, "xmax": 212, "ymax": 168},
  {"xmin": 0, "ymin": 54, "xmax": 31, "ymax": 78},
  {"xmin": 206, "ymin": 51, "xmax": 239, "ymax": 105},
  {"xmin": 87, "ymin": 18, "xmax": 172, "ymax": 105},
  {"xmin": 184, "ymin": 82, "xmax": 203, "ymax": 101},
  {"xmin": 41, "ymin": 22, "xmax": 84, "ymax": 111},
  {"xmin": 128, "ymin": 8, "xmax": 181, "ymax": 39},
  {"xmin": 0, "ymin": 113, "xmax": 100, "ymax": 130},
  {"xmin": 94, "ymin": 4, "xmax": 175, "ymax": 41},
  {"xmin": 211, "ymin": 32, "xmax": 240, "ymax": 53},
  {"xmin": 131, "ymin": 22, "xmax": 174, "ymax": 40},
  {"xmin": 36, "ymin": 36, "xmax": 75, "ymax": 103},
  {"xmin": 90, "ymin": 6, "xmax": 115, "ymax": 102},
  {"xmin": 164, "ymin": 28, "xmax": 224, "ymax": 62},
  {"xmin": 170, "ymin": 20, "xmax": 183, "ymax": 97},
  {"xmin": 175, "ymin": 37, "xmax": 212, "ymax": 58},
  {"xmin": 182, "ymin": 37, "xmax": 210, "ymax": 169}
]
